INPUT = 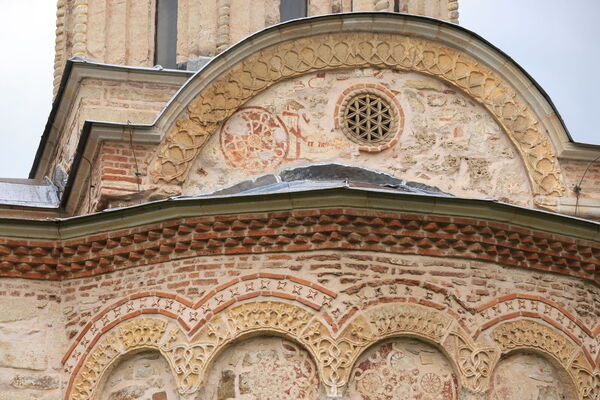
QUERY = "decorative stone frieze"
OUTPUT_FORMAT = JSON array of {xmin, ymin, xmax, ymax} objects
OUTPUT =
[
  {"xmin": 65, "ymin": 299, "xmax": 598, "ymax": 400},
  {"xmin": 151, "ymin": 32, "xmax": 565, "ymax": 199},
  {"xmin": 1, "ymin": 209, "xmax": 597, "ymax": 283}
]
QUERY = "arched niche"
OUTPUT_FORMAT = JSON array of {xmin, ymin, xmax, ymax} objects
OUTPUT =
[
  {"xmin": 97, "ymin": 349, "xmax": 179, "ymax": 400},
  {"xmin": 201, "ymin": 335, "xmax": 320, "ymax": 400},
  {"xmin": 347, "ymin": 337, "xmax": 460, "ymax": 400},
  {"xmin": 489, "ymin": 351, "xmax": 577, "ymax": 400}
]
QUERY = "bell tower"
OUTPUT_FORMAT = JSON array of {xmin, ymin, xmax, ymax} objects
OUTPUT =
[{"xmin": 52, "ymin": 0, "xmax": 459, "ymax": 94}]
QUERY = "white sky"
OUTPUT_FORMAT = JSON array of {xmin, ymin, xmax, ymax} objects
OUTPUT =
[{"xmin": 0, "ymin": 0, "xmax": 598, "ymax": 179}]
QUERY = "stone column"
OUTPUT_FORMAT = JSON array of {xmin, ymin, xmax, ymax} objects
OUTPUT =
[
  {"xmin": 216, "ymin": 0, "xmax": 231, "ymax": 52},
  {"xmin": 72, "ymin": 0, "xmax": 89, "ymax": 58},
  {"xmin": 53, "ymin": 0, "xmax": 67, "ymax": 97}
]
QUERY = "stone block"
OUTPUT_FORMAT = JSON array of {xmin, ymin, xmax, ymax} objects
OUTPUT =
[
  {"xmin": 0, "ymin": 298, "xmax": 45, "ymax": 323},
  {"xmin": 0, "ymin": 323, "xmax": 48, "ymax": 371},
  {"xmin": 0, "ymin": 339, "xmax": 48, "ymax": 370}
]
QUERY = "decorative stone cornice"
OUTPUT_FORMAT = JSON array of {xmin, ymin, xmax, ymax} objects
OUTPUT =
[{"xmin": 0, "ymin": 207, "xmax": 598, "ymax": 284}]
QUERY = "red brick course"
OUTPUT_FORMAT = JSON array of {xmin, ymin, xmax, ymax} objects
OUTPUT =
[{"xmin": 0, "ymin": 208, "xmax": 597, "ymax": 284}]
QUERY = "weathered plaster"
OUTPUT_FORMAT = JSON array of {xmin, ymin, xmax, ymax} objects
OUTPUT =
[{"xmin": 186, "ymin": 69, "xmax": 533, "ymax": 206}]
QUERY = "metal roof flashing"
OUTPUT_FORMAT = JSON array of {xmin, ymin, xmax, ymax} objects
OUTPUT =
[{"xmin": 0, "ymin": 178, "xmax": 59, "ymax": 208}]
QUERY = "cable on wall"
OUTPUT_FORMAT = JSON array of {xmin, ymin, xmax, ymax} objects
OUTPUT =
[
  {"xmin": 573, "ymin": 153, "xmax": 600, "ymax": 217},
  {"xmin": 126, "ymin": 121, "xmax": 142, "ymax": 194}
]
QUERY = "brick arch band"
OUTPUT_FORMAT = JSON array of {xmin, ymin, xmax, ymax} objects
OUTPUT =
[
  {"xmin": 65, "ymin": 299, "xmax": 597, "ymax": 400},
  {"xmin": 151, "ymin": 30, "xmax": 565, "ymax": 199}
]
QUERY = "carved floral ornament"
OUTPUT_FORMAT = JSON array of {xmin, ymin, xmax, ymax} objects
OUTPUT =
[
  {"xmin": 336, "ymin": 85, "xmax": 405, "ymax": 152},
  {"xmin": 66, "ymin": 301, "xmax": 597, "ymax": 400},
  {"xmin": 151, "ymin": 31, "xmax": 565, "ymax": 199}
]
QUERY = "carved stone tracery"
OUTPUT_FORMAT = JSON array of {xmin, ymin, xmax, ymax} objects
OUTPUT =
[
  {"xmin": 67, "ymin": 300, "xmax": 597, "ymax": 400},
  {"xmin": 445, "ymin": 331, "xmax": 499, "ymax": 393},
  {"xmin": 119, "ymin": 318, "xmax": 167, "ymax": 350},
  {"xmin": 151, "ymin": 31, "xmax": 565, "ymax": 199},
  {"xmin": 492, "ymin": 319, "xmax": 576, "ymax": 366},
  {"xmin": 341, "ymin": 91, "xmax": 396, "ymax": 147},
  {"xmin": 492, "ymin": 319, "xmax": 599, "ymax": 400},
  {"xmin": 71, "ymin": 334, "xmax": 121, "ymax": 400}
]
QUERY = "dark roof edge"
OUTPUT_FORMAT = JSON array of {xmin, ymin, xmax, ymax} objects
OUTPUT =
[
  {"xmin": 28, "ymin": 60, "xmax": 74, "ymax": 179},
  {"xmin": 59, "ymin": 120, "xmax": 93, "ymax": 209}
]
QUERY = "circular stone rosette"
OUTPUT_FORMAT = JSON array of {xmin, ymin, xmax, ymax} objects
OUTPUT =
[
  {"xmin": 336, "ymin": 85, "xmax": 404, "ymax": 152},
  {"xmin": 220, "ymin": 106, "xmax": 289, "ymax": 171}
]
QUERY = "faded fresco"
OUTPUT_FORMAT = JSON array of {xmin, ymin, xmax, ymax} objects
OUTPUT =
[
  {"xmin": 347, "ymin": 339, "xmax": 458, "ymax": 400},
  {"xmin": 203, "ymin": 337, "xmax": 319, "ymax": 400},
  {"xmin": 490, "ymin": 352, "xmax": 577, "ymax": 400},
  {"xmin": 186, "ymin": 69, "xmax": 533, "ymax": 206}
]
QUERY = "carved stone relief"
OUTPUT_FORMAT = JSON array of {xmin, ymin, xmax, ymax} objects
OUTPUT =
[
  {"xmin": 491, "ymin": 319, "xmax": 600, "ymax": 400},
  {"xmin": 365, "ymin": 303, "xmax": 453, "ymax": 341},
  {"xmin": 161, "ymin": 317, "xmax": 232, "ymax": 394},
  {"xmin": 120, "ymin": 318, "xmax": 167, "ymax": 350},
  {"xmin": 71, "ymin": 334, "xmax": 122, "ymax": 400},
  {"xmin": 492, "ymin": 319, "xmax": 576, "ymax": 367},
  {"xmin": 152, "ymin": 32, "xmax": 565, "ymax": 202},
  {"xmin": 98, "ymin": 351, "xmax": 178, "ymax": 400},
  {"xmin": 445, "ymin": 331, "xmax": 499, "ymax": 393},
  {"xmin": 227, "ymin": 301, "xmax": 314, "ymax": 336},
  {"xmin": 570, "ymin": 354, "xmax": 600, "ymax": 400},
  {"xmin": 204, "ymin": 337, "xmax": 319, "ymax": 400},
  {"xmin": 61, "ymin": 274, "xmax": 335, "ymax": 377},
  {"xmin": 67, "ymin": 301, "xmax": 597, "ymax": 400},
  {"xmin": 347, "ymin": 339, "xmax": 459, "ymax": 400}
]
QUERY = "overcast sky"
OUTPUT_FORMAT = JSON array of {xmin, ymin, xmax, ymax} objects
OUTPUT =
[{"xmin": 0, "ymin": 0, "xmax": 598, "ymax": 179}]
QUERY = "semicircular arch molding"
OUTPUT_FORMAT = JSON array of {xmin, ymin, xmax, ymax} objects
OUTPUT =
[
  {"xmin": 61, "ymin": 273, "xmax": 336, "ymax": 369},
  {"xmin": 491, "ymin": 319, "xmax": 599, "ymax": 400},
  {"xmin": 150, "ymin": 17, "xmax": 565, "ymax": 200},
  {"xmin": 67, "ymin": 299, "xmax": 494, "ymax": 399},
  {"xmin": 67, "ymin": 318, "xmax": 173, "ymax": 400}
]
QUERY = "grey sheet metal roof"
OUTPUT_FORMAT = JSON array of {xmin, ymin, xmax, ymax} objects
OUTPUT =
[
  {"xmin": 177, "ymin": 164, "xmax": 454, "ymax": 199},
  {"xmin": 0, "ymin": 178, "xmax": 59, "ymax": 208}
]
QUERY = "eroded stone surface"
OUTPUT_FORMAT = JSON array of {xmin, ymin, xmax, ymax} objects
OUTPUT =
[
  {"xmin": 490, "ymin": 352, "xmax": 577, "ymax": 400},
  {"xmin": 188, "ymin": 69, "xmax": 532, "ymax": 206},
  {"xmin": 0, "ymin": 298, "xmax": 45, "ymax": 323},
  {"xmin": 204, "ymin": 336, "xmax": 319, "ymax": 400},
  {"xmin": 347, "ymin": 339, "xmax": 459, "ymax": 400},
  {"xmin": 0, "ymin": 318, "xmax": 52, "ymax": 371},
  {"xmin": 10, "ymin": 374, "xmax": 59, "ymax": 390},
  {"xmin": 0, "ymin": 283, "xmax": 64, "ymax": 400},
  {"xmin": 99, "ymin": 351, "xmax": 177, "ymax": 400}
]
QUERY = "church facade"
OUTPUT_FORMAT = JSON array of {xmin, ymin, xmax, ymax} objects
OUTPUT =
[{"xmin": 0, "ymin": 1, "xmax": 598, "ymax": 400}]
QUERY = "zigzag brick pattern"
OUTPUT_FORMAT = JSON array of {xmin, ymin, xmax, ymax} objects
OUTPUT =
[{"xmin": 0, "ymin": 208, "xmax": 598, "ymax": 283}]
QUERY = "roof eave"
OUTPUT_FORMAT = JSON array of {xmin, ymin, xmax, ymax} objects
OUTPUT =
[{"xmin": 0, "ymin": 186, "xmax": 596, "ymax": 241}]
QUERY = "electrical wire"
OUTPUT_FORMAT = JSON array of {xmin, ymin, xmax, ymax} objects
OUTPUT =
[
  {"xmin": 574, "ymin": 153, "xmax": 600, "ymax": 217},
  {"xmin": 126, "ymin": 121, "xmax": 142, "ymax": 193}
]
